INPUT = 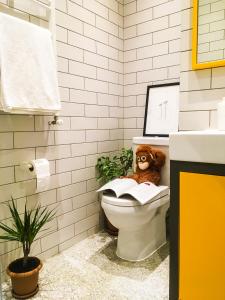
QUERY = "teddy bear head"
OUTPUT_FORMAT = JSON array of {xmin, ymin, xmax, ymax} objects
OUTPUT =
[{"xmin": 135, "ymin": 145, "xmax": 166, "ymax": 172}]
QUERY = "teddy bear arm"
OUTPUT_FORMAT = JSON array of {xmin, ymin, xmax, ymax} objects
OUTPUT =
[
  {"xmin": 122, "ymin": 173, "xmax": 140, "ymax": 181},
  {"xmin": 137, "ymin": 172, "xmax": 161, "ymax": 185}
]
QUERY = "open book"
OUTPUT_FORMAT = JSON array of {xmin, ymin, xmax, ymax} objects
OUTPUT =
[{"xmin": 97, "ymin": 178, "xmax": 169, "ymax": 205}]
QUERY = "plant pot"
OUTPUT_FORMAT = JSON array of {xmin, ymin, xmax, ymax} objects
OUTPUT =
[{"xmin": 7, "ymin": 257, "xmax": 42, "ymax": 299}]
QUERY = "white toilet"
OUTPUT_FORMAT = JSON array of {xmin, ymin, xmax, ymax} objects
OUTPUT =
[{"xmin": 101, "ymin": 136, "xmax": 170, "ymax": 261}]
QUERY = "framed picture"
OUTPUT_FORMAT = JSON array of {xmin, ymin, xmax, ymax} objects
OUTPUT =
[{"xmin": 143, "ymin": 82, "xmax": 180, "ymax": 137}]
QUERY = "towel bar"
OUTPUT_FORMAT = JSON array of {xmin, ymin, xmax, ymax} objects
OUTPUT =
[{"xmin": 48, "ymin": 115, "xmax": 64, "ymax": 126}]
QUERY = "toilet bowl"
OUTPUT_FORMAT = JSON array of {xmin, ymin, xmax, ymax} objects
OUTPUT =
[
  {"xmin": 101, "ymin": 136, "xmax": 170, "ymax": 261},
  {"xmin": 102, "ymin": 193, "xmax": 169, "ymax": 261}
]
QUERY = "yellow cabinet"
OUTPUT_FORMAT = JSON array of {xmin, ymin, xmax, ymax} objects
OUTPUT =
[
  {"xmin": 180, "ymin": 172, "xmax": 225, "ymax": 300},
  {"xmin": 169, "ymin": 161, "xmax": 225, "ymax": 300}
]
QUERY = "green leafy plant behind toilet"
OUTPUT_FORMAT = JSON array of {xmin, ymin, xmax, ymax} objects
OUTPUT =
[{"xmin": 96, "ymin": 148, "xmax": 133, "ymax": 184}]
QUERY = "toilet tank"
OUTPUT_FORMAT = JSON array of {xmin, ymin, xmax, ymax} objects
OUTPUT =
[{"xmin": 132, "ymin": 136, "xmax": 169, "ymax": 186}]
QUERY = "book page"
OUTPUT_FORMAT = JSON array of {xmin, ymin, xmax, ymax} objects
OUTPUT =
[
  {"xmin": 97, "ymin": 178, "xmax": 138, "ymax": 197},
  {"xmin": 122, "ymin": 182, "xmax": 169, "ymax": 205}
]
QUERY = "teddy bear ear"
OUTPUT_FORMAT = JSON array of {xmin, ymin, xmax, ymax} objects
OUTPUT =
[
  {"xmin": 152, "ymin": 149, "xmax": 166, "ymax": 169},
  {"xmin": 148, "ymin": 151, "xmax": 154, "ymax": 160},
  {"xmin": 136, "ymin": 144, "xmax": 152, "ymax": 154}
]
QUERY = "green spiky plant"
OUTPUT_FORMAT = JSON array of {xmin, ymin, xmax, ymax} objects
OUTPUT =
[
  {"xmin": 0, "ymin": 199, "xmax": 55, "ymax": 268},
  {"xmin": 96, "ymin": 148, "xmax": 133, "ymax": 184}
]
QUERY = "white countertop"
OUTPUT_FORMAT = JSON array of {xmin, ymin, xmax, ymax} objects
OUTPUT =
[
  {"xmin": 133, "ymin": 136, "xmax": 169, "ymax": 146},
  {"xmin": 169, "ymin": 130, "xmax": 225, "ymax": 164}
]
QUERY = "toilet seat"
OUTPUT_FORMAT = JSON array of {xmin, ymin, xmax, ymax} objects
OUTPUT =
[{"xmin": 102, "ymin": 191, "xmax": 169, "ymax": 207}]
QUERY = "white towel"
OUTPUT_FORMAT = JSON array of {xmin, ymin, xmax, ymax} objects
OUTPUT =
[{"xmin": 0, "ymin": 13, "xmax": 61, "ymax": 114}]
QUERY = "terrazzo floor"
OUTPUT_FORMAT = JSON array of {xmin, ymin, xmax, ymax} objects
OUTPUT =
[{"xmin": 2, "ymin": 232, "xmax": 169, "ymax": 300}]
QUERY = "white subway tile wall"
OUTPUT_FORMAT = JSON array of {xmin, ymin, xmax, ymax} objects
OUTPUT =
[
  {"xmin": 124, "ymin": 0, "xmax": 181, "ymax": 146},
  {"xmin": 180, "ymin": 0, "xmax": 225, "ymax": 130}
]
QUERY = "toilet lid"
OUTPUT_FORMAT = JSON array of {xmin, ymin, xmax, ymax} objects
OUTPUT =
[{"xmin": 102, "ymin": 191, "xmax": 169, "ymax": 207}]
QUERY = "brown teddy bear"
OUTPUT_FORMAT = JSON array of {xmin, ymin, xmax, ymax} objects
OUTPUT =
[{"xmin": 124, "ymin": 144, "xmax": 166, "ymax": 185}]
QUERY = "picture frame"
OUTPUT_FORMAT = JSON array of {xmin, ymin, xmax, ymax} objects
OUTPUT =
[{"xmin": 143, "ymin": 82, "xmax": 180, "ymax": 137}]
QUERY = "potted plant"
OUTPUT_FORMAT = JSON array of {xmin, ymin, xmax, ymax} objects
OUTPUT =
[
  {"xmin": 0, "ymin": 199, "xmax": 55, "ymax": 299},
  {"xmin": 96, "ymin": 148, "xmax": 133, "ymax": 235},
  {"xmin": 96, "ymin": 148, "xmax": 133, "ymax": 184}
]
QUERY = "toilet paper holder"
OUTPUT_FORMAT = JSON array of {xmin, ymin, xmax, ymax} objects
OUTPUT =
[{"xmin": 20, "ymin": 161, "xmax": 34, "ymax": 172}]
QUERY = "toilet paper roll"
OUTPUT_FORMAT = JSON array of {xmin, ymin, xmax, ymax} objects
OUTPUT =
[{"xmin": 31, "ymin": 159, "xmax": 50, "ymax": 192}]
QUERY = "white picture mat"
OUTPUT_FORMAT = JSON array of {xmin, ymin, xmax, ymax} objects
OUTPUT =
[{"xmin": 145, "ymin": 85, "xmax": 179, "ymax": 135}]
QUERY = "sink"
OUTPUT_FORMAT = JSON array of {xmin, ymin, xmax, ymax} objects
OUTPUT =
[{"xmin": 169, "ymin": 130, "xmax": 225, "ymax": 164}]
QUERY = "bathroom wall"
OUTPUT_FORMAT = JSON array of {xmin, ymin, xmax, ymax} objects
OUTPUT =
[
  {"xmin": 123, "ymin": 0, "xmax": 181, "ymax": 146},
  {"xmin": 0, "ymin": 0, "xmax": 123, "ymax": 278},
  {"xmin": 122, "ymin": 0, "xmax": 225, "ymax": 139},
  {"xmin": 179, "ymin": 0, "xmax": 225, "ymax": 130}
]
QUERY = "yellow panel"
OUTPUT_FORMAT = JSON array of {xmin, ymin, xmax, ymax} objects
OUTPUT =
[{"xmin": 179, "ymin": 172, "xmax": 225, "ymax": 300}]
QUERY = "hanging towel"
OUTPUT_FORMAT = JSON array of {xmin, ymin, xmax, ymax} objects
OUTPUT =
[{"xmin": 0, "ymin": 13, "xmax": 61, "ymax": 114}]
